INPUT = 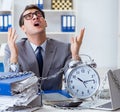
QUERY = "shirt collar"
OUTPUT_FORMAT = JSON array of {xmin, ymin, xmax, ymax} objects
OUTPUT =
[{"xmin": 30, "ymin": 40, "xmax": 47, "ymax": 52}]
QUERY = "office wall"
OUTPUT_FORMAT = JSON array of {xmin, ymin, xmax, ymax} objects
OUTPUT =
[
  {"xmin": 118, "ymin": 0, "xmax": 120, "ymax": 68},
  {"xmin": 13, "ymin": 0, "xmax": 118, "ymax": 69},
  {"xmin": 76, "ymin": 0, "xmax": 118, "ymax": 69}
]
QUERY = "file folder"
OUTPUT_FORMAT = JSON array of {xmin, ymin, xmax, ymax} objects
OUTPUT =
[
  {"xmin": 61, "ymin": 15, "xmax": 76, "ymax": 32},
  {"xmin": 37, "ymin": 0, "xmax": 43, "ymax": 9},
  {"xmin": 0, "ymin": 14, "xmax": 4, "ymax": 32},
  {"xmin": 0, "ymin": 72, "xmax": 35, "ymax": 96},
  {"xmin": 0, "ymin": 12, "xmax": 12, "ymax": 32},
  {"xmin": 0, "ymin": 63, "xmax": 4, "ymax": 72},
  {"xmin": 71, "ymin": 15, "xmax": 75, "ymax": 32},
  {"xmin": 8, "ymin": 14, "xmax": 12, "ymax": 28},
  {"xmin": 3, "ymin": 15, "xmax": 8, "ymax": 32},
  {"xmin": 67, "ymin": 15, "xmax": 71, "ymax": 31},
  {"xmin": 61, "ymin": 15, "xmax": 67, "ymax": 32}
]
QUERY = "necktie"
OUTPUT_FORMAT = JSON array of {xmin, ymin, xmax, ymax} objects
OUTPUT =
[{"xmin": 36, "ymin": 46, "xmax": 43, "ymax": 77}]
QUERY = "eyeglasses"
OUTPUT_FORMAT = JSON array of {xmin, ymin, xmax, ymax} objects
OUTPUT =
[{"xmin": 23, "ymin": 11, "xmax": 43, "ymax": 20}]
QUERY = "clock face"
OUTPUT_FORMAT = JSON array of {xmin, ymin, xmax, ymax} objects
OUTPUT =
[{"xmin": 66, "ymin": 65, "xmax": 100, "ymax": 99}]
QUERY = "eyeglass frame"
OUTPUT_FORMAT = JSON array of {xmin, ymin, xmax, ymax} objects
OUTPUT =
[{"xmin": 23, "ymin": 11, "xmax": 43, "ymax": 20}]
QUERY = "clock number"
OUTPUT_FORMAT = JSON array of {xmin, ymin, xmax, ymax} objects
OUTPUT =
[
  {"xmin": 72, "ymin": 75, "xmax": 76, "ymax": 79},
  {"xmin": 82, "ymin": 91, "xmax": 84, "ymax": 95},
  {"xmin": 91, "ymin": 86, "xmax": 94, "ymax": 89},
  {"xmin": 81, "ymin": 68, "xmax": 85, "ymax": 73},
  {"xmin": 87, "ymin": 90, "xmax": 90, "ymax": 94},
  {"xmin": 87, "ymin": 70, "xmax": 90, "ymax": 74},
  {"xmin": 76, "ymin": 71, "xmax": 80, "ymax": 74},
  {"xmin": 70, "ymin": 79, "xmax": 73, "ymax": 84},
  {"xmin": 72, "ymin": 85, "xmax": 75, "ymax": 89}
]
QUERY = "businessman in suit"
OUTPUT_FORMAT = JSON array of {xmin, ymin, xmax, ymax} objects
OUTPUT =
[{"xmin": 4, "ymin": 4, "xmax": 85, "ymax": 90}]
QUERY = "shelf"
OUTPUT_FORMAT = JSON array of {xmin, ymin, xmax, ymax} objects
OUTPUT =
[
  {"xmin": 43, "ymin": 9, "xmax": 76, "ymax": 13},
  {"xmin": 0, "ymin": 0, "xmax": 77, "ymax": 44},
  {"xmin": 0, "ymin": 32, "xmax": 8, "ymax": 34},
  {"xmin": 0, "ymin": 0, "xmax": 14, "ymax": 36},
  {"xmin": 46, "ymin": 32, "xmax": 76, "ymax": 35},
  {"xmin": 0, "ymin": 11, "xmax": 11, "ymax": 14}
]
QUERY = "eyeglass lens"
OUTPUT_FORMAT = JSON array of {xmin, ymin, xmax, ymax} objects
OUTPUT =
[{"xmin": 23, "ymin": 11, "xmax": 42, "ymax": 20}]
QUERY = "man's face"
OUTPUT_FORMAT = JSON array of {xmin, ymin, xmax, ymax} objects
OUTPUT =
[{"xmin": 21, "ymin": 9, "xmax": 47, "ymax": 36}]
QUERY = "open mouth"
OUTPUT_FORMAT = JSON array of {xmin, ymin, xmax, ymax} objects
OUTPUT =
[{"xmin": 34, "ymin": 22, "xmax": 40, "ymax": 26}]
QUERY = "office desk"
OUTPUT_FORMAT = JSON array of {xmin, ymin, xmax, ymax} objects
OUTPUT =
[{"xmin": 34, "ymin": 105, "xmax": 120, "ymax": 112}]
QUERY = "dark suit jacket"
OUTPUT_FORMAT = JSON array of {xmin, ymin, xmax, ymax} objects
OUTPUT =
[{"xmin": 4, "ymin": 38, "xmax": 72, "ymax": 90}]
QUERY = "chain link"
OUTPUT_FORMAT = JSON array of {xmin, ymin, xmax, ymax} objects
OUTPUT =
[{"xmin": 95, "ymin": 73, "xmax": 108, "ymax": 100}]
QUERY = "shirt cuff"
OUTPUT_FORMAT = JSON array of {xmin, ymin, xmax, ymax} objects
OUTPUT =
[{"xmin": 9, "ymin": 62, "xmax": 19, "ymax": 72}]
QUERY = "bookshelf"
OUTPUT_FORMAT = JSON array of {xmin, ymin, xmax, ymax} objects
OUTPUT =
[
  {"xmin": 35, "ymin": 0, "xmax": 77, "ymax": 42},
  {"xmin": 0, "ymin": 0, "xmax": 14, "ymax": 62},
  {"xmin": 0, "ymin": 0, "xmax": 77, "ymax": 61},
  {"xmin": 0, "ymin": 0, "xmax": 14, "ymax": 44},
  {"xmin": 0, "ymin": 0, "xmax": 77, "ymax": 43}
]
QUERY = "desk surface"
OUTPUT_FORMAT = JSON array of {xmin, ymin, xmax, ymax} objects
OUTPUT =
[{"xmin": 34, "ymin": 105, "xmax": 120, "ymax": 112}]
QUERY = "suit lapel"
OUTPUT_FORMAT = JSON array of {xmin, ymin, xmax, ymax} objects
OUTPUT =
[
  {"xmin": 24, "ymin": 40, "xmax": 39, "ymax": 76},
  {"xmin": 42, "ymin": 39, "xmax": 56, "ymax": 77}
]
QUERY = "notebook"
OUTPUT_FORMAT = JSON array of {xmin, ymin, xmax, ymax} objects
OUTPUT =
[{"xmin": 80, "ymin": 69, "xmax": 120, "ymax": 110}]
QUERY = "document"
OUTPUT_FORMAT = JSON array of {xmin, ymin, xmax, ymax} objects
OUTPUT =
[{"xmin": 0, "ymin": 72, "xmax": 42, "ymax": 111}]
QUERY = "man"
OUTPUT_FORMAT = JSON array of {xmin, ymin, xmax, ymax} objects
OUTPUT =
[{"xmin": 4, "ymin": 4, "xmax": 85, "ymax": 90}]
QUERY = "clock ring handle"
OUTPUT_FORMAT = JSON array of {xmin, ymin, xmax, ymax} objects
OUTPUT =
[{"xmin": 80, "ymin": 54, "xmax": 97, "ymax": 68}]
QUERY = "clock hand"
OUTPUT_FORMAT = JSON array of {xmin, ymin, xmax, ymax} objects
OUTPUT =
[
  {"xmin": 84, "ymin": 79, "xmax": 95, "ymax": 83},
  {"xmin": 77, "ymin": 77, "xmax": 84, "ymax": 82},
  {"xmin": 77, "ymin": 77, "xmax": 87, "ymax": 88}
]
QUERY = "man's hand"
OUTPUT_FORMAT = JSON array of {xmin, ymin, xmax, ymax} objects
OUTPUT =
[
  {"xmin": 8, "ymin": 28, "xmax": 18, "ymax": 63},
  {"xmin": 70, "ymin": 28, "xmax": 85, "ymax": 60}
]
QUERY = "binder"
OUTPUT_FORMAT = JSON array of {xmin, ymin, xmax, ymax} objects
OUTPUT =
[
  {"xmin": 71, "ymin": 15, "xmax": 75, "ymax": 32},
  {"xmin": 67, "ymin": 15, "xmax": 71, "ymax": 31},
  {"xmin": 0, "ymin": 63, "xmax": 4, "ymax": 72},
  {"xmin": 61, "ymin": 15, "xmax": 76, "ymax": 32},
  {"xmin": 37, "ymin": 0, "xmax": 43, "ymax": 9},
  {"xmin": 0, "ymin": 14, "xmax": 4, "ymax": 32},
  {"xmin": 0, "ymin": 72, "xmax": 35, "ymax": 96},
  {"xmin": 61, "ymin": 15, "xmax": 67, "ymax": 32},
  {"xmin": 8, "ymin": 14, "xmax": 12, "ymax": 28},
  {"xmin": 3, "ymin": 14, "xmax": 8, "ymax": 32},
  {"xmin": 0, "ymin": 12, "xmax": 11, "ymax": 32}
]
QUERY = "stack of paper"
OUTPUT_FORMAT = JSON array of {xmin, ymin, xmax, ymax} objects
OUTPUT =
[{"xmin": 0, "ymin": 71, "xmax": 41, "ymax": 111}]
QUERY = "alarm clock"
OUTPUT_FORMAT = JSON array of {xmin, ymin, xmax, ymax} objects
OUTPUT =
[{"xmin": 64, "ymin": 58, "xmax": 100, "ymax": 99}]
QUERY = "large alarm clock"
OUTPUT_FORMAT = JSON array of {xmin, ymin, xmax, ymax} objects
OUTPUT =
[{"xmin": 64, "ymin": 59, "xmax": 100, "ymax": 99}]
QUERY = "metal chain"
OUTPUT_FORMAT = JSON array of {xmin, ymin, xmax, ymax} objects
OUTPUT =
[
  {"xmin": 38, "ymin": 54, "xmax": 96, "ymax": 81},
  {"xmin": 95, "ymin": 69, "xmax": 120, "ymax": 100},
  {"xmin": 95, "ymin": 73, "xmax": 108, "ymax": 100},
  {"xmin": 0, "ymin": 71, "xmax": 33, "ymax": 80}
]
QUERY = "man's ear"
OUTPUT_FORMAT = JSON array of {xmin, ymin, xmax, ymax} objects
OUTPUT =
[
  {"xmin": 45, "ymin": 20, "xmax": 47, "ymax": 27},
  {"xmin": 21, "ymin": 25, "xmax": 26, "ymax": 32},
  {"xmin": 44, "ymin": 19, "xmax": 47, "ymax": 27}
]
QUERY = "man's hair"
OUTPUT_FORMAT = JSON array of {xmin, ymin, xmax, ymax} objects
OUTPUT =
[{"xmin": 19, "ymin": 4, "xmax": 45, "ymax": 27}]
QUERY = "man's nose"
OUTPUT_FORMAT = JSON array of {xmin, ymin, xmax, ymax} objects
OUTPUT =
[
  {"xmin": 33, "ymin": 13, "xmax": 37, "ymax": 17},
  {"xmin": 32, "ymin": 14, "xmax": 38, "ymax": 19}
]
